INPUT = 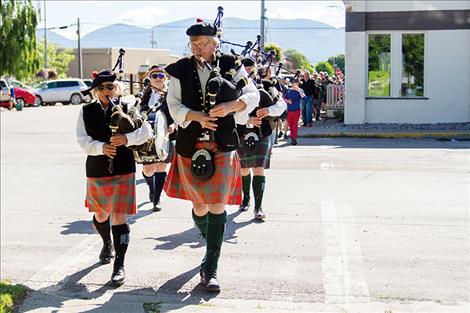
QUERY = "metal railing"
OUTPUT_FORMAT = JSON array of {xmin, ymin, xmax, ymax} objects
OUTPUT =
[{"xmin": 326, "ymin": 83, "xmax": 344, "ymax": 110}]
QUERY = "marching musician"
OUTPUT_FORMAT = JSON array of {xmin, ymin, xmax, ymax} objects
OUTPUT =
[
  {"xmin": 237, "ymin": 63, "xmax": 287, "ymax": 220},
  {"xmin": 164, "ymin": 19, "xmax": 259, "ymax": 291},
  {"xmin": 139, "ymin": 65, "xmax": 175, "ymax": 212},
  {"xmin": 76, "ymin": 69, "xmax": 152, "ymax": 287}
]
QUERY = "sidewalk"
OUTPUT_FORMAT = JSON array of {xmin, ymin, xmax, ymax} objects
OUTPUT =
[
  {"xmin": 20, "ymin": 288, "xmax": 470, "ymax": 313},
  {"xmin": 295, "ymin": 119, "xmax": 470, "ymax": 140}
]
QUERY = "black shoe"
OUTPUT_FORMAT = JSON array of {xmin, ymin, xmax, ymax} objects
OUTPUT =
[
  {"xmin": 200, "ymin": 269, "xmax": 220, "ymax": 292},
  {"xmin": 291, "ymin": 139, "xmax": 298, "ymax": 146},
  {"xmin": 153, "ymin": 200, "xmax": 162, "ymax": 212},
  {"xmin": 239, "ymin": 199, "xmax": 250, "ymax": 212},
  {"xmin": 254, "ymin": 208, "xmax": 266, "ymax": 220},
  {"xmin": 99, "ymin": 242, "xmax": 113, "ymax": 264},
  {"xmin": 110, "ymin": 266, "xmax": 125, "ymax": 287}
]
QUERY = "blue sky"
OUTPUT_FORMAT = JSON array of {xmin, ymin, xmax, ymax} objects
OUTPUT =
[{"xmin": 36, "ymin": 0, "xmax": 345, "ymax": 39}]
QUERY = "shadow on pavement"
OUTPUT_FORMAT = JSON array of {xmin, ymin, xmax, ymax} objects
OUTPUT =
[
  {"xmin": 148, "ymin": 210, "xmax": 254, "ymax": 251},
  {"xmin": 21, "ymin": 263, "xmax": 219, "ymax": 313}
]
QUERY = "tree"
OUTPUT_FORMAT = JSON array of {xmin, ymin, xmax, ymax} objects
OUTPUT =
[
  {"xmin": 284, "ymin": 48, "xmax": 314, "ymax": 72},
  {"xmin": 263, "ymin": 42, "xmax": 282, "ymax": 63},
  {"xmin": 35, "ymin": 40, "xmax": 75, "ymax": 80},
  {"xmin": 0, "ymin": 0, "xmax": 40, "ymax": 79},
  {"xmin": 327, "ymin": 54, "xmax": 345, "ymax": 73},
  {"xmin": 315, "ymin": 61, "xmax": 334, "ymax": 76}
]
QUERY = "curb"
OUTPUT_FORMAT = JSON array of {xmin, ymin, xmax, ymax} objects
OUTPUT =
[{"xmin": 299, "ymin": 131, "xmax": 470, "ymax": 140}]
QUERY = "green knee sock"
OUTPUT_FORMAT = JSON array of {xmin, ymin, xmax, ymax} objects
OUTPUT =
[
  {"xmin": 241, "ymin": 173, "xmax": 252, "ymax": 204},
  {"xmin": 252, "ymin": 175, "xmax": 266, "ymax": 211},
  {"xmin": 192, "ymin": 209, "xmax": 208, "ymax": 239},
  {"xmin": 205, "ymin": 211, "xmax": 227, "ymax": 271}
]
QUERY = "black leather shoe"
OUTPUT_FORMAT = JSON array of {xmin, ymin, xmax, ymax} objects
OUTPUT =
[
  {"xmin": 110, "ymin": 266, "xmax": 125, "ymax": 287},
  {"xmin": 254, "ymin": 208, "xmax": 266, "ymax": 220},
  {"xmin": 200, "ymin": 270, "xmax": 220, "ymax": 292},
  {"xmin": 239, "ymin": 198, "xmax": 250, "ymax": 212},
  {"xmin": 99, "ymin": 242, "xmax": 113, "ymax": 264},
  {"xmin": 291, "ymin": 139, "xmax": 298, "ymax": 146},
  {"xmin": 153, "ymin": 201, "xmax": 162, "ymax": 212},
  {"xmin": 239, "ymin": 203, "xmax": 250, "ymax": 212}
]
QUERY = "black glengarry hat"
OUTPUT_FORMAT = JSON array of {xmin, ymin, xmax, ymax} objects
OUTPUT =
[
  {"xmin": 242, "ymin": 57, "xmax": 255, "ymax": 67},
  {"xmin": 82, "ymin": 69, "xmax": 116, "ymax": 95},
  {"xmin": 186, "ymin": 18, "xmax": 217, "ymax": 36}
]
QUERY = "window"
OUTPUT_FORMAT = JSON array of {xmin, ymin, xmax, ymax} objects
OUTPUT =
[
  {"xmin": 368, "ymin": 34, "xmax": 391, "ymax": 96},
  {"xmin": 401, "ymin": 34, "xmax": 424, "ymax": 97},
  {"xmin": 57, "ymin": 81, "xmax": 79, "ymax": 88},
  {"xmin": 47, "ymin": 82, "xmax": 58, "ymax": 89}
]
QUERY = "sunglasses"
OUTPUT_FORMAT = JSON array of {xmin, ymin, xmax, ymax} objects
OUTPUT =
[
  {"xmin": 151, "ymin": 73, "xmax": 165, "ymax": 79},
  {"xmin": 96, "ymin": 84, "xmax": 115, "ymax": 91}
]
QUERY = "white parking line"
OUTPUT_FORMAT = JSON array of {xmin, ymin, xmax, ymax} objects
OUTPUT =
[
  {"xmin": 321, "ymin": 200, "xmax": 370, "ymax": 305},
  {"xmin": 25, "ymin": 236, "xmax": 100, "ymax": 291}
]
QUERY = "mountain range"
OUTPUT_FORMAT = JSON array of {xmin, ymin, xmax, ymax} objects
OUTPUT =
[{"xmin": 37, "ymin": 17, "xmax": 344, "ymax": 65}]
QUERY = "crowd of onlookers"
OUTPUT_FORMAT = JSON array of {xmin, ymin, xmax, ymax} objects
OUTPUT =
[{"xmin": 276, "ymin": 70, "xmax": 345, "ymax": 145}]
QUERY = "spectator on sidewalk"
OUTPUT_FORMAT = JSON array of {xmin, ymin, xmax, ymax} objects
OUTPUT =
[
  {"xmin": 283, "ymin": 79, "xmax": 304, "ymax": 145},
  {"xmin": 300, "ymin": 71, "xmax": 315, "ymax": 127}
]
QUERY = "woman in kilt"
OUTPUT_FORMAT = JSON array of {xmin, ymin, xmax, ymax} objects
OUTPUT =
[
  {"xmin": 76, "ymin": 69, "xmax": 152, "ymax": 286},
  {"xmin": 237, "ymin": 67, "xmax": 286, "ymax": 220},
  {"xmin": 164, "ymin": 20, "xmax": 259, "ymax": 292},
  {"xmin": 139, "ymin": 65, "xmax": 175, "ymax": 212}
]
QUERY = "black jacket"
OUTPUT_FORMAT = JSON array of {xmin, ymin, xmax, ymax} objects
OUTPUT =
[
  {"xmin": 165, "ymin": 55, "xmax": 241, "ymax": 158},
  {"xmin": 82, "ymin": 100, "xmax": 135, "ymax": 177}
]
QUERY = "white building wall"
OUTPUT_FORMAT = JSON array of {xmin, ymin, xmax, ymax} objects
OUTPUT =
[
  {"xmin": 363, "ymin": 1, "xmax": 470, "ymax": 13},
  {"xmin": 364, "ymin": 29, "xmax": 470, "ymax": 123},
  {"xmin": 344, "ymin": 32, "xmax": 367, "ymax": 124},
  {"xmin": 344, "ymin": 1, "xmax": 470, "ymax": 124}
]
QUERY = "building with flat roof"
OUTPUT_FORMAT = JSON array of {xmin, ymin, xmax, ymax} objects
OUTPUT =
[
  {"xmin": 344, "ymin": 0, "xmax": 470, "ymax": 124},
  {"xmin": 67, "ymin": 47, "xmax": 179, "ymax": 79}
]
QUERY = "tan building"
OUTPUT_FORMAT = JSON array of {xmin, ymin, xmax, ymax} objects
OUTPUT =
[{"xmin": 68, "ymin": 47, "xmax": 179, "ymax": 80}]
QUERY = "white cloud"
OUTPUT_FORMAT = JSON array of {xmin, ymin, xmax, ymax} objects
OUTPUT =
[
  {"xmin": 267, "ymin": 2, "xmax": 345, "ymax": 28},
  {"xmin": 117, "ymin": 6, "xmax": 170, "ymax": 26}
]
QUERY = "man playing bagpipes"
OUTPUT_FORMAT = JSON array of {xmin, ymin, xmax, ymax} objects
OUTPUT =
[
  {"xmin": 237, "ymin": 55, "xmax": 287, "ymax": 221},
  {"xmin": 163, "ymin": 9, "xmax": 259, "ymax": 291},
  {"xmin": 76, "ymin": 69, "xmax": 153, "ymax": 286}
]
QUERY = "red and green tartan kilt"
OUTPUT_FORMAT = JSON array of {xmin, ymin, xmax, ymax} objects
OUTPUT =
[
  {"xmin": 237, "ymin": 135, "xmax": 272, "ymax": 169},
  {"xmin": 164, "ymin": 151, "xmax": 242, "ymax": 205},
  {"xmin": 85, "ymin": 173, "xmax": 137, "ymax": 215}
]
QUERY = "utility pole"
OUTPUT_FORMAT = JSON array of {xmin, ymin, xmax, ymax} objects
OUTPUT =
[
  {"xmin": 43, "ymin": 0, "xmax": 47, "ymax": 80},
  {"xmin": 77, "ymin": 17, "xmax": 82, "ymax": 78},
  {"xmin": 260, "ymin": 0, "xmax": 266, "ymax": 50}
]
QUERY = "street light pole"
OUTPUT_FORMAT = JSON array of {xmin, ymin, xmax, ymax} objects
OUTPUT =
[
  {"xmin": 77, "ymin": 18, "xmax": 82, "ymax": 78},
  {"xmin": 260, "ymin": 0, "xmax": 265, "ymax": 50},
  {"xmin": 43, "ymin": 0, "xmax": 47, "ymax": 80}
]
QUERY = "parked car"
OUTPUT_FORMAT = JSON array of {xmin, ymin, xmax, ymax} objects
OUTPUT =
[
  {"xmin": 82, "ymin": 79, "xmax": 92, "ymax": 88},
  {"xmin": 14, "ymin": 87, "xmax": 37, "ymax": 107},
  {"xmin": 33, "ymin": 79, "xmax": 88, "ymax": 106},
  {"xmin": 0, "ymin": 79, "xmax": 15, "ymax": 109},
  {"xmin": 10, "ymin": 80, "xmax": 33, "ymax": 90}
]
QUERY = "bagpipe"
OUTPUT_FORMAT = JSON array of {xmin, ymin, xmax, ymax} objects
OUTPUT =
[
  {"xmin": 223, "ymin": 34, "xmax": 284, "ymax": 152},
  {"xmin": 190, "ymin": 6, "xmax": 251, "ymax": 180},
  {"xmin": 106, "ymin": 49, "xmax": 170, "ymax": 175}
]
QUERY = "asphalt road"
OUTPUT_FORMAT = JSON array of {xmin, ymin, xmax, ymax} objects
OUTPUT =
[{"xmin": 1, "ymin": 105, "xmax": 469, "ymax": 312}]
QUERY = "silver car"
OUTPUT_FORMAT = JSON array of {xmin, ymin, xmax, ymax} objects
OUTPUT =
[{"xmin": 33, "ymin": 79, "xmax": 88, "ymax": 106}]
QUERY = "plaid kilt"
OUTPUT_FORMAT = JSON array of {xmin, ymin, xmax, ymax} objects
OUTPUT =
[
  {"xmin": 164, "ymin": 150, "xmax": 242, "ymax": 205},
  {"xmin": 85, "ymin": 173, "xmax": 137, "ymax": 215},
  {"xmin": 237, "ymin": 135, "xmax": 272, "ymax": 169}
]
